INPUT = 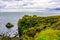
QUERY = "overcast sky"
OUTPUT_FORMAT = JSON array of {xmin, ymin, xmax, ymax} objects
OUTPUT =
[{"xmin": 0, "ymin": 0, "xmax": 60, "ymax": 12}]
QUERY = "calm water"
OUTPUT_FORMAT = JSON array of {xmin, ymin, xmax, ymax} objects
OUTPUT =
[{"xmin": 0, "ymin": 12, "xmax": 60, "ymax": 36}]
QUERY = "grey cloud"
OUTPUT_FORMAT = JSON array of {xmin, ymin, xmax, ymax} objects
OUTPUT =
[
  {"xmin": 46, "ymin": 8, "xmax": 60, "ymax": 12},
  {"xmin": 22, "ymin": 3, "xmax": 28, "ymax": 6},
  {"xmin": 2, "ymin": 0, "xmax": 22, "ymax": 1},
  {"xmin": 22, "ymin": 3, "xmax": 34, "ymax": 6},
  {"xmin": 15, "ymin": 0, "xmax": 22, "ymax": 1},
  {"xmin": 0, "ymin": 4, "xmax": 6, "ymax": 9},
  {"xmin": 2, "ymin": 0, "xmax": 13, "ymax": 1},
  {"xmin": 53, "ymin": 8, "xmax": 60, "ymax": 10}
]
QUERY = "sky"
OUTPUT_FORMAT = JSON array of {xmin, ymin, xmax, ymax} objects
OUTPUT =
[{"xmin": 0, "ymin": 0, "xmax": 60, "ymax": 12}]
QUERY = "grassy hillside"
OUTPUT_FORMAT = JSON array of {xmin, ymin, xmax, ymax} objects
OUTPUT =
[
  {"xmin": 18, "ymin": 15, "xmax": 60, "ymax": 40},
  {"xmin": 35, "ymin": 28, "xmax": 60, "ymax": 40}
]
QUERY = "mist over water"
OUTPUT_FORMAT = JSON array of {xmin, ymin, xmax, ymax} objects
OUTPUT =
[{"xmin": 0, "ymin": 12, "xmax": 60, "ymax": 36}]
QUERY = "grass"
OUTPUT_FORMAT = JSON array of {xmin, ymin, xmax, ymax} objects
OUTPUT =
[{"xmin": 35, "ymin": 28, "xmax": 60, "ymax": 40}]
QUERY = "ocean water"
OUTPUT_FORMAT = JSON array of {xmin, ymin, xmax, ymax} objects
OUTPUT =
[{"xmin": 0, "ymin": 12, "xmax": 60, "ymax": 36}]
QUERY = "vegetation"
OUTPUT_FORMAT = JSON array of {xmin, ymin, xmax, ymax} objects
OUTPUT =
[
  {"xmin": 35, "ymin": 28, "xmax": 60, "ymax": 40},
  {"xmin": 0, "ymin": 36, "xmax": 19, "ymax": 40},
  {"xmin": 0, "ymin": 15, "xmax": 60, "ymax": 40},
  {"xmin": 18, "ymin": 15, "xmax": 60, "ymax": 40}
]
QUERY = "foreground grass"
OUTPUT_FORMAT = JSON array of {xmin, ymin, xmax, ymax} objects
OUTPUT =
[
  {"xmin": 35, "ymin": 28, "xmax": 60, "ymax": 40},
  {"xmin": 0, "ymin": 37, "xmax": 19, "ymax": 40}
]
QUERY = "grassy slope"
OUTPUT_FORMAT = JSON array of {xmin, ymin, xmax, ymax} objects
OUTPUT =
[
  {"xmin": 18, "ymin": 15, "xmax": 60, "ymax": 40},
  {"xmin": 35, "ymin": 28, "xmax": 60, "ymax": 40}
]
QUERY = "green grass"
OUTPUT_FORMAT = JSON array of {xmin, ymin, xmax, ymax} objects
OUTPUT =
[{"xmin": 35, "ymin": 28, "xmax": 60, "ymax": 40}]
